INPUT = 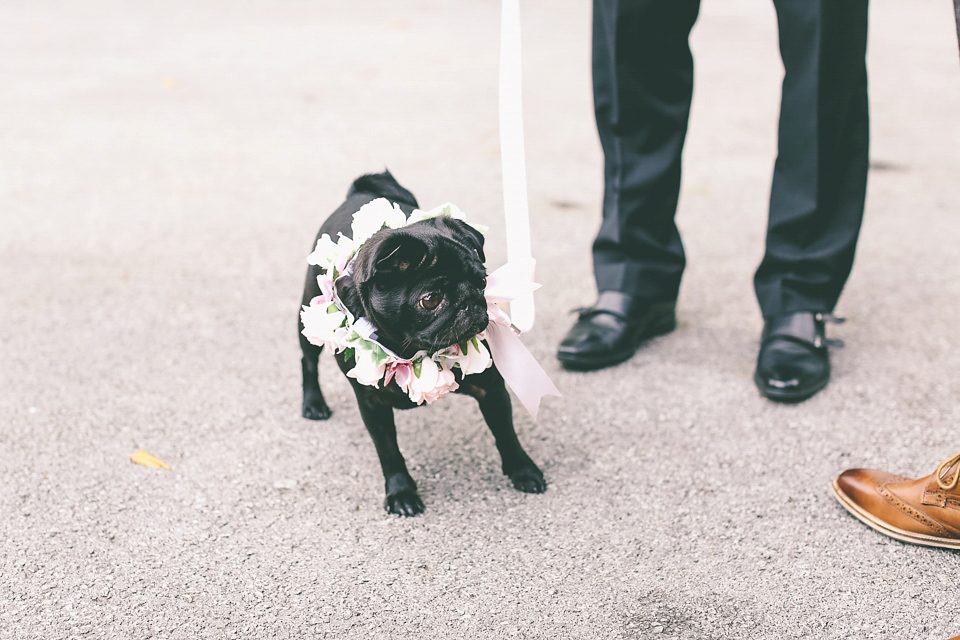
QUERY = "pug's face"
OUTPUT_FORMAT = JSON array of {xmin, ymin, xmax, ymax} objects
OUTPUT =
[{"xmin": 336, "ymin": 216, "xmax": 489, "ymax": 360}]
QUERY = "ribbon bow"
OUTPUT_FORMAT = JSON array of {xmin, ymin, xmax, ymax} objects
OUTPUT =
[{"xmin": 483, "ymin": 261, "xmax": 561, "ymax": 420}]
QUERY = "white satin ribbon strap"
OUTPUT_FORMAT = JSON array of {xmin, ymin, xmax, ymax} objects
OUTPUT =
[
  {"xmin": 499, "ymin": 0, "xmax": 535, "ymax": 333},
  {"xmin": 483, "ymin": 262, "xmax": 561, "ymax": 420},
  {"xmin": 484, "ymin": 318, "xmax": 560, "ymax": 420},
  {"xmin": 484, "ymin": 259, "xmax": 539, "ymax": 304}
]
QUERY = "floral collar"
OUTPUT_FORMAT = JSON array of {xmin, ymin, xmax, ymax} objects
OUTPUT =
[{"xmin": 300, "ymin": 198, "xmax": 495, "ymax": 405}]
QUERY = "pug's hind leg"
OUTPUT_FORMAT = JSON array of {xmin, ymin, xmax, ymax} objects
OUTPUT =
[
  {"xmin": 300, "ymin": 334, "xmax": 332, "ymax": 420},
  {"xmin": 474, "ymin": 371, "xmax": 547, "ymax": 494},
  {"xmin": 357, "ymin": 399, "xmax": 425, "ymax": 516}
]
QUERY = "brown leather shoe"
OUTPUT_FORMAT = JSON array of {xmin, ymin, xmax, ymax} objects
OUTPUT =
[{"xmin": 832, "ymin": 452, "xmax": 960, "ymax": 549}]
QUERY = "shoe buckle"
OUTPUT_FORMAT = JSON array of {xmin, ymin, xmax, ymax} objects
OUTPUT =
[
  {"xmin": 816, "ymin": 313, "xmax": 846, "ymax": 324},
  {"xmin": 811, "ymin": 313, "xmax": 845, "ymax": 349}
]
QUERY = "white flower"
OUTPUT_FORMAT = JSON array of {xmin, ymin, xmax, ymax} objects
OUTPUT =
[
  {"xmin": 408, "ymin": 202, "xmax": 466, "ymax": 224},
  {"xmin": 440, "ymin": 338, "xmax": 491, "ymax": 376},
  {"xmin": 457, "ymin": 339, "xmax": 492, "ymax": 376},
  {"xmin": 306, "ymin": 233, "xmax": 339, "ymax": 268},
  {"xmin": 306, "ymin": 233, "xmax": 358, "ymax": 276},
  {"xmin": 408, "ymin": 202, "xmax": 488, "ymax": 234},
  {"xmin": 300, "ymin": 303, "xmax": 348, "ymax": 352},
  {"xmin": 351, "ymin": 198, "xmax": 408, "ymax": 245},
  {"xmin": 347, "ymin": 351, "xmax": 387, "ymax": 387}
]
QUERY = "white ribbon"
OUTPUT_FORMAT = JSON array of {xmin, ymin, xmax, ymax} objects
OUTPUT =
[
  {"xmin": 492, "ymin": 0, "xmax": 560, "ymax": 419},
  {"xmin": 484, "ymin": 264, "xmax": 560, "ymax": 420},
  {"xmin": 499, "ymin": 0, "xmax": 536, "ymax": 333}
]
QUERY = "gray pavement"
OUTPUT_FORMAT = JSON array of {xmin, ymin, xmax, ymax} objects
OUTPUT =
[{"xmin": 2, "ymin": 1, "xmax": 960, "ymax": 638}]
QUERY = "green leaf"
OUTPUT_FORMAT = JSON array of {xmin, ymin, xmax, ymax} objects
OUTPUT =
[
  {"xmin": 369, "ymin": 345, "xmax": 390, "ymax": 367},
  {"xmin": 413, "ymin": 358, "xmax": 422, "ymax": 378}
]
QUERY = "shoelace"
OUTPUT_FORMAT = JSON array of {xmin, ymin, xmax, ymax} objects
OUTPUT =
[{"xmin": 936, "ymin": 452, "xmax": 960, "ymax": 491}]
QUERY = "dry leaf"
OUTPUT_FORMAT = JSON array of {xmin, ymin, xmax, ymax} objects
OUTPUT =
[{"xmin": 130, "ymin": 449, "xmax": 171, "ymax": 470}]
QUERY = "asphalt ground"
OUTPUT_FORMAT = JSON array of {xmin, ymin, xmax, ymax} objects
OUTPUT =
[{"xmin": 2, "ymin": 1, "xmax": 960, "ymax": 638}]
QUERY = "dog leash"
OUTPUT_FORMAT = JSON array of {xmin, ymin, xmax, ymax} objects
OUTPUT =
[
  {"xmin": 499, "ymin": 0, "xmax": 536, "ymax": 333},
  {"xmin": 494, "ymin": 0, "xmax": 561, "ymax": 417}
]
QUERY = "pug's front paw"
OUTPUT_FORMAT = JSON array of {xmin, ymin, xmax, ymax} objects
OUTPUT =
[
  {"xmin": 302, "ymin": 390, "xmax": 332, "ymax": 421},
  {"xmin": 385, "ymin": 491, "xmax": 425, "ymax": 517},
  {"xmin": 384, "ymin": 473, "xmax": 424, "ymax": 516},
  {"xmin": 508, "ymin": 465, "xmax": 546, "ymax": 494}
]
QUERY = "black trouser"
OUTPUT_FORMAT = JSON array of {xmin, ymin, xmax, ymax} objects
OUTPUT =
[
  {"xmin": 954, "ymin": 0, "xmax": 960, "ymax": 59},
  {"xmin": 591, "ymin": 0, "xmax": 869, "ymax": 318}
]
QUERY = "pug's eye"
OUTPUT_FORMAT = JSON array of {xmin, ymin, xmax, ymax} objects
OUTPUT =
[{"xmin": 418, "ymin": 291, "xmax": 442, "ymax": 311}]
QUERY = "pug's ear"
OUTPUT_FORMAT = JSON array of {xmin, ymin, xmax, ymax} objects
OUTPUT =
[
  {"xmin": 449, "ymin": 218, "xmax": 485, "ymax": 263},
  {"xmin": 353, "ymin": 232, "xmax": 430, "ymax": 286}
]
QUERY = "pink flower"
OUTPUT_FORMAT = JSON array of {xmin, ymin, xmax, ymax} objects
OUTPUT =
[
  {"xmin": 333, "ymin": 248, "xmax": 352, "ymax": 279},
  {"xmin": 346, "ymin": 354, "xmax": 387, "ymax": 387},
  {"xmin": 316, "ymin": 273, "xmax": 335, "ymax": 303},
  {"xmin": 384, "ymin": 361, "xmax": 413, "ymax": 390},
  {"xmin": 407, "ymin": 358, "xmax": 459, "ymax": 404}
]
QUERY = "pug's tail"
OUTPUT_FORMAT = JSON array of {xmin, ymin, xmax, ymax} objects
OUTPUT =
[{"xmin": 348, "ymin": 170, "xmax": 419, "ymax": 209}]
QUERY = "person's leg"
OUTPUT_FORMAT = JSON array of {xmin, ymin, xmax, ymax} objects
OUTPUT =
[
  {"xmin": 754, "ymin": 0, "xmax": 869, "ymax": 401},
  {"xmin": 954, "ymin": 0, "xmax": 960, "ymax": 60},
  {"xmin": 559, "ymin": 0, "xmax": 700, "ymax": 370},
  {"xmin": 592, "ymin": 0, "xmax": 701, "ymax": 300},
  {"xmin": 757, "ymin": 0, "xmax": 869, "ymax": 316}
]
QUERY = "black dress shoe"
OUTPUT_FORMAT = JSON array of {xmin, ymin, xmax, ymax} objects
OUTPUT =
[
  {"xmin": 754, "ymin": 311, "xmax": 840, "ymax": 402},
  {"xmin": 557, "ymin": 292, "xmax": 676, "ymax": 371}
]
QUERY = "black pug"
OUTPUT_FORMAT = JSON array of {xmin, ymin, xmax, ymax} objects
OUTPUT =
[{"xmin": 298, "ymin": 171, "xmax": 546, "ymax": 516}]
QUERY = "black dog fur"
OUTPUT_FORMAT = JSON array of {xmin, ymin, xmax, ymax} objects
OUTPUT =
[{"xmin": 299, "ymin": 171, "xmax": 546, "ymax": 516}]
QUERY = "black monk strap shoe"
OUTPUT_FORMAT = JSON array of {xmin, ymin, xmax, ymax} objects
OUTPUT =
[
  {"xmin": 557, "ymin": 292, "xmax": 676, "ymax": 371},
  {"xmin": 754, "ymin": 311, "xmax": 844, "ymax": 403}
]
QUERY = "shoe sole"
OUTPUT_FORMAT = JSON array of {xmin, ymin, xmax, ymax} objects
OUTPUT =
[
  {"xmin": 830, "ymin": 478, "xmax": 960, "ymax": 550},
  {"xmin": 754, "ymin": 370, "xmax": 828, "ymax": 403},
  {"xmin": 557, "ymin": 316, "xmax": 676, "ymax": 372}
]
